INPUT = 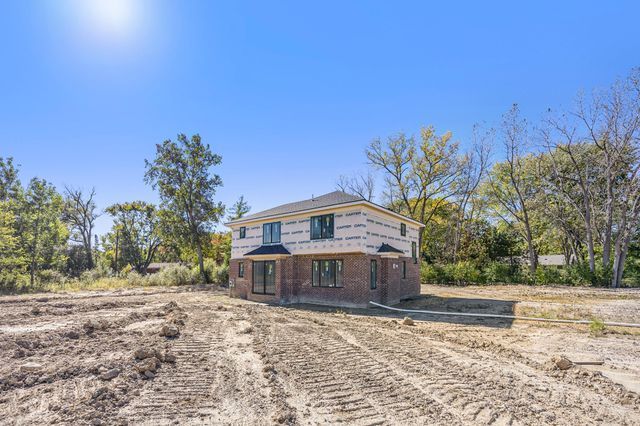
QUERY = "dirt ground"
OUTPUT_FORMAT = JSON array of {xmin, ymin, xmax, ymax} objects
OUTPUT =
[{"xmin": 1, "ymin": 284, "xmax": 639, "ymax": 425}]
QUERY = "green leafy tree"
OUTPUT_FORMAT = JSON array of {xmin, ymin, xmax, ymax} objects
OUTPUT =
[
  {"xmin": 0, "ymin": 202, "xmax": 27, "ymax": 289},
  {"xmin": 105, "ymin": 201, "xmax": 161, "ymax": 274},
  {"xmin": 227, "ymin": 195, "xmax": 250, "ymax": 221},
  {"xmin": 0, "ymin": 157, "xmax": 21, "ymax": 200},
  {"xmin": 0, "ymin": 157, "xmax": 27, "ymax": 290},
  {"xmin": 16, "ymin": 178, "xmax": 68, "ymax": 286},
  {"xmin": 144, "ymin": 134, "xmax": 225, "ymax": 282}
]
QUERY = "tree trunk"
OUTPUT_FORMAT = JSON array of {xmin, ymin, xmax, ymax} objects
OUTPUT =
[
  {"xmin": 602, "ymin": 179, "xmax": 614, "ymax": 271},
  {"xmin": 522, "ymin": 210, "xmax": 537, "ymax": 276},
  {"xmin": 582, "ymin": 196, "xmax": 596, "ymax": 277},
  {"xmin": 87, "ymin": 238, "xmax": 94, "ymax": 269},
  {"xmin": 196, "ymin": 241, "xmax": 206, "ymax": 283},
  {"xmin": 114, "ymin": 229, "xmax": 119, "ymax": 275},
  {"xmin": 30, "ymin": 261, "xmax": 35, "ymax": 287},
  {"xmin": 611, "ymin": 230, "xmax": 633, "ymax": 288}
]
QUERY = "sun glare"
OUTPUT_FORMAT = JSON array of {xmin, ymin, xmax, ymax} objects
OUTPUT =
[{"xmin": 79, "ymin": 0, "xmax": 137, "ymax": 40}]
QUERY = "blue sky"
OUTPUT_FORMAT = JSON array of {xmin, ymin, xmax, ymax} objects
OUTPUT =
[{"xmin": 1, "ymin": 1, "xmax": 639, "ymax": 236}]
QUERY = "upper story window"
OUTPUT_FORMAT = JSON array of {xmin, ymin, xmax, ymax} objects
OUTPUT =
[
  {"xmin": 400, "ymin": 223, "xmax": 406, "ymax": 237},
  {"xmin": 239, "ymin": 227, "xmax": 246, "ymax": 239},
  {"xmin": 310, "ymin": 214, "xmax": 334, "ymax": 240},
  {"xmin": 263, "ymin": 222, "xmax": 281, "ymax": 244},
  {"xmin": 412, "ymin": 241, "xmax": 417, "ymax": 264}
]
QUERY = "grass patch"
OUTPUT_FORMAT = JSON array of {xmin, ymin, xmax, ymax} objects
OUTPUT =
[
  {"xmin": 44, "ymin": 277, "xmax": 137, "ymax": 292},
  {"xmin": 589, "ymin": 318, "xmax": 606, "ymax": 337}
]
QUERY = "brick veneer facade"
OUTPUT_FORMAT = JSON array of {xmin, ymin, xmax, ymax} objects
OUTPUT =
[{"xmin": 229, "ymin": 254, "xmax": 420, "ymax": 308}]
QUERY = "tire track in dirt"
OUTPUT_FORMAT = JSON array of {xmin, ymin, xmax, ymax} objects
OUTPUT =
[
  {"xmin": 121, "ymin": 328, "xmax": 221, "ymax": 424},
  {"xmin": 121, "ymin": 303, "xmax": 278, "ymax": 425},
  {"xmin": 251, "ymin": 308, "xmax": 640, "ymax": 425},
  {"xmin": 336, "ymin": 318, "xmax": 640, "ymax": 425},
  {"xmin": 251, "ymin": 312, "xmax": 461, "ymax": 425}
]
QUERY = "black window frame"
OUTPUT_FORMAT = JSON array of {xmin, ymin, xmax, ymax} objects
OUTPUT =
[
  {"xmin": 370, "ymin": 259, "xmax": 377, "ymax": 289},
  {"xmin": 402, "ymin": 261, "xmax": 407, "ymax": 279},
  {"xmin": 238, "ymin": 261, "xmax": 244, "ymax": 278},
  {"xmin": 239, "ymin": 226, "xmax": 246, "ymax": 239},
  {"xmin": 400, "ymin": 223, "xmax": 406, "ymax": 237},
  {"xmin": 252, "ymin": 260, "xmax": 276, "ymax": 295},
  {"xmin": 262, "ymin": 222, "xmax": 281, "ymax": 244},
  {"xmin": 310, "ymin": 214, "xmax": 334, "ymax": 240},
  {"xmin": 412, "ymin": 241, "xmax": 417, "ymax": 264},
  {"xmin": 311, "ymin": 259, "xmax": 344, "ymax": 288}
]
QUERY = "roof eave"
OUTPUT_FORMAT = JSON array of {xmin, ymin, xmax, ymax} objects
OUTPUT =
[{"xmin": 225, "ymin": 200, "xmax": 424, "ymax": 228}]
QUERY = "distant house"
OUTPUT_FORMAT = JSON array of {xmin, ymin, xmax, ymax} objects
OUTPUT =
[
  {"xmin": 512, "ymin": 254, "xmax": 575, "ymax": 268},
  {"xmin": 146, "ymin": 262, "xmax": 180, "ymax": 274},
  {"xmin": 537, "ymin": 254, "xmax": 575, "ymax": 268},
  {"xmin": 225, "ymin": 191, "xmax": 424, "ymax": 308}
]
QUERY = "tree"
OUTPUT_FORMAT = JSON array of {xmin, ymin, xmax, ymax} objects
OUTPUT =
[
  {"xmin": 144, "ymin": 134, "xmax": 225, "ymax": 282},
  {"xmin": 0, "ymin": 202, "xmax": 27, "ymax": 289},
  {"xmin": 486, "ymin": 105, "xmax": 539, "ymax": 275},
  {"xmin": 106, "ymin": 201, "xmax": 161, "ymax": 274},
  {"xmin": 0, "ymin": 157, "xmax": 21, "ymax": 201},
  {"xmin": 62, "ymin": 186, "xmax": 100, "ymax": 270},
  {"xmin": 206, "ymin": 232, "xmax": 232, "ymax": 265},
  {"xmin": 227, "ymin": 195, "xmax": 251, "ymax": 221},
  {"xmin": 542, "ymin": 68, "xmax": 640, "ymax": 287},
  {"xmin": 0, "ymin": 157, "xmax": 27, "ymax": 289},
  {"xmin": 366, "ymin": 126, "xmax": 461, "ymax": 246},
  {"xmin": 450, "ymin": 126, "xmax": 492, "ymax": 261},
  {"xmin": 16, "ymin": 178, "xmax": 68, "ymax": 286},
  {"xmin": 336, "ymin": 172, "xmax": 376, "ymax": 201}
]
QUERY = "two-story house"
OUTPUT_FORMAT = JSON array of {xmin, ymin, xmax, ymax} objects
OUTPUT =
[{"xmin": 225, "ymin": 191, "xmax": 423, "ymax": 308}]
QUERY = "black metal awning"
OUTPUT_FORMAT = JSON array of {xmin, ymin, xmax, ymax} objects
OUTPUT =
[
  {"xmin": 244, "ymin": 244, "xmax": 291, "ymax": 256},
  {"xmin": 377, "ymin": 243, "xmax": 404, "ymax": 254}
]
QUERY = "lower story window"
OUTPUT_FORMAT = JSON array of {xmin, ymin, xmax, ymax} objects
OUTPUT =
[
  {"xmin": 402, "ymin": 261, "xmax": 407, "ymax": 279},
  {"xmin": 370, "ymin": 260, "xmax": 377, "ymax": 289},
  {"xmin": 312, "ymin": 260, "xmax": 343, "ymax": 287},
  {"xmin": 238, "ymin": 261, "xmax": 244, "ymax": 278},
  {"xmin": 253, "ymin": 261, "xmax": 275, "ymax": 295}
]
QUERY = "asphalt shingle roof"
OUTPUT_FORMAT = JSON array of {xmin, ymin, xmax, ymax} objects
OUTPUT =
[{"xmin": 228, "ymin": 191, "xmax": 363, "ymax": 224}]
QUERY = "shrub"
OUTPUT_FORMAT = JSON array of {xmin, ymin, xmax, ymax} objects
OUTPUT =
[
  {"xmin": 420, "ymin": 262, "xmax": 450, "ymax": 284},
  {"xmin": 534, "ymin": 266, "xmax": 563, "ymax": 285},
  {"xmin": 79, "ymin": 263, "xmax": 112, "ymax": 283},
  {"xmin": 483, "ymin": 261, "xmax": 515, "ymax": 283},
  {"xmin": 154, "ymin": 265, "xmax": 200, "ymax": 286},
  {"xmin": 589, "ymin": 318, "xmax": 606, "ymax": 336},
  {"xmin": 37, "ymin": 269, "xmax": 69, "ymax": 286},
  {"xmin": 450, "ymin": 261, "xmax": 484, "ymax": 285},
  {"xmin": 129, "ymin": 265, "xmax": 200, "ymax": 287},
  {"xmin": 201, "ymin": 258, "xmax": 229, "ymax": 285},
  {"xmin": 0, "ymin": 272, "xmax": 28, "ymax": 293},
  {"xmin": 126, "ymin": 270, "xmax": 145, "ymax": 287}
]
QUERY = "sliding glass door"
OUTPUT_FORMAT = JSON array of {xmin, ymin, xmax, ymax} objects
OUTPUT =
[{"xmin": 253, "ymin": 260, "xmax": 276, "ymax": 295}]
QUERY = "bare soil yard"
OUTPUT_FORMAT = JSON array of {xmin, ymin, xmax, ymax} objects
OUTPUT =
[{"xmin": 1, "ymin": 284, "xmax": 639, "ymax": 425}]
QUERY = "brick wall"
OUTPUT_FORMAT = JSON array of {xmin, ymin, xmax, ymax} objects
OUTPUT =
[
  {"xmin": 382, "ymin": 257, "xmax": 420, "ymax": 305},
  {"xmin": 229, "ymin": 254, "xmax": 420, "ymax": 308}
]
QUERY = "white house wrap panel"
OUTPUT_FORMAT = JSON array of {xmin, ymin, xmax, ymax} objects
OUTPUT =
[
  {"xmin": 231, "ymin": 206, "xmax": 419, "ymax": 259},
  {"xmin": 231, "ymin": 208, "xmax": 368, "ymax": 258},
  {"xmin": 363, "ymin": 211, "xmax": 419, "ymax": 257}
]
